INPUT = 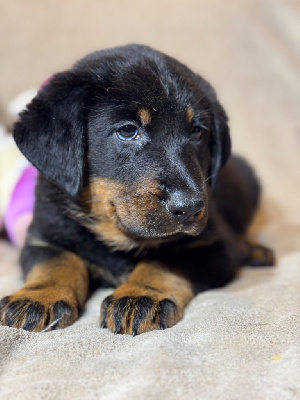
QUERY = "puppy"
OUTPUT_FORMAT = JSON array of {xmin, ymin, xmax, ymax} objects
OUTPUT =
[{"xmin": 0, "ymin": 44, "xmax": 274, "ymax": 335}]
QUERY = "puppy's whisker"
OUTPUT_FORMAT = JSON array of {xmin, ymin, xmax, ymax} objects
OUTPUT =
[{"xmin": 204, "ymin": 175, "xmax": 213, "ymax": 183}]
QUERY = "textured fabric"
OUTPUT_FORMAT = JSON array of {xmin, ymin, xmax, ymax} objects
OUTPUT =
[
  {"xmin": 0, "ymin": 242, "xmax": 299, "ymax": 400},
  {"xmin": 0, "ymin": 0, "xmax": 299, "ymax": 399}
]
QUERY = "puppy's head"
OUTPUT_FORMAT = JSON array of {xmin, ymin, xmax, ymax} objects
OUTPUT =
[{"xmin": 14, "ymin": 45, "xmax": 230, "ymax": 250}]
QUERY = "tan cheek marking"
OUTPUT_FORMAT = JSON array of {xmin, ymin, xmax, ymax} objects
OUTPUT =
[
  {"xmin": 79, "ymin": 178, "xmax": 163, "ymax": 251},
  {"xmin": 138, "ymin": 108, "xmax": 151, "ymax": 126},
  {"xmin": 80, "ymin": 178, "xmax": 133, "ymax": 250},
  {"xmin": 116, "ymin": 178, "xmax": 161, "ymax": 220},
  {"xmin": 187, "ymin": 107, "xmax": 194, "ymax": 123}
]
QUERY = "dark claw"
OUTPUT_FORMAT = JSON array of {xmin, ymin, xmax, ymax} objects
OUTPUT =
[
  {"xmin": 100, "ymin": 295, "xmax": 113, "ymax": 330},
  {"xmin": 100, "ymin": 320, "xmax": 107, "ymax": 329},
  {"xmin": 0, "ymin": 296, "xmax": 10, "ymax": 322},
  {"xmin": 114, "ymin": 328, "xmax": 121, "ymax": 335},
  {"xmin": 158, "ymin": 299, "xmax": 177, "ymax": 330},
  {"xmin": 0, "ymin": 296, "xmax": 10, "ymax": 311},
  {"xmin": 6, "ymin": 299, "xmax": 31, "ymax": 327},
  {"xmin": 131, "ymin": 296, "xmax": 153, "ymax": 335},
  {"xmin": 22, "ymin": 301, "xmax": 45, "ymax": 331}
]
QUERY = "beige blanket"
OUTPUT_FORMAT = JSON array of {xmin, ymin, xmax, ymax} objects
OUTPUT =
[{"xmin": 0, "ymin": 0, "xmax": 299, "ymax": 398}]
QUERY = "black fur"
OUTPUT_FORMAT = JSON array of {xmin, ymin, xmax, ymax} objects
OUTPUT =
[{"xmin": 2, "ymin": 44, "xmax": 274, "ymax": 333}]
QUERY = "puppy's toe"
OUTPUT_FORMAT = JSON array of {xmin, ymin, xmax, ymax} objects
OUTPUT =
[
  {"xmin": 239, "ymin": 240, "xmax": 275, "ymax": 267},
  {"xmin": 0, "ymin": 287, "xmax": 79, "ymax": 332}
]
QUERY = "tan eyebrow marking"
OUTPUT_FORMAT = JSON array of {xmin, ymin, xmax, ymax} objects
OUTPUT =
[
  {"xmin": 187, "ymin": 107, "xmax": 194, "ymax": 123},
  {"xmin": 138, "ymin": 108, "xmax": 151, "ymax": 126}
]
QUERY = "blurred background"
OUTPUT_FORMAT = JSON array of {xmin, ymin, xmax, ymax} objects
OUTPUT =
[{"xmin": 0, "ymin": 0, "xmax": 299, "ymax": 254}]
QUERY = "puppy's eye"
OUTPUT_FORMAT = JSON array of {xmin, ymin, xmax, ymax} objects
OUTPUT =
[
  {"xmin": 191, "ymin": 125, "xmax": 202, "ymax": 140},
  {"xmin": 116, "ymin": 125, "xmax": 140, "ymax": 141}
]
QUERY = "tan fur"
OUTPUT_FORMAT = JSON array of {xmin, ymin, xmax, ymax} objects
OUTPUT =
[
  {"xmin": 79, "ymin": 178, "xmax": 164, "ymax": 251},
  {"xmin": 187, "ymin": 106, "xmax": 194, "ymax": 123},
  {"xmin": 79, "ymin": 178, "xmax": 134, "ymax": 250},
  {"xmin": 26, "ymin": 252, "xmax": 88, "ymax": 305},
  {"xmin": 138, "ymin": 108, "xmax": 151, "ymax": 126},
  {"xmin": 0, "ymin": 252, "xmax": 88, "ymax": 331}
]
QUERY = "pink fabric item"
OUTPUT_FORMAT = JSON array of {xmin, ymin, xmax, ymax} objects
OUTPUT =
[
  {"xmin": 3, "ymin": 77, "xmax": 50, "ymax": 246},
  {"xmin": 4, "ymin": 166, "xmax": 38, "ymax": 246},
  {"xmin": 42, "ymin": 76, "xmax": 52, "ymax": 87}
]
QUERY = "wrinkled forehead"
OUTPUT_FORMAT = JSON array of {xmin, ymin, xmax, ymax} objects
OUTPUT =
[
  {"xmin": 89, "ymin": 65, "xmax": 208, "ymax": 128},
  {"xmin": 109, "ymin": 65, "xmax": 189, "ymax": 111}
]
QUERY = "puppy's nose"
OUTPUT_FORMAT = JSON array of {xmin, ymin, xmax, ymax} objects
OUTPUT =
[{"xmin": 166, "ymin": 191, "xmax": 204, "ymax": 220}]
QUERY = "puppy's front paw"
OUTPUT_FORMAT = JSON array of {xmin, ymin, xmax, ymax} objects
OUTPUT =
[
  {"xmin": 239, "ymin": 240, "xmax": 275, "ymax": 267},
  {"xmin": 0, "ymin": 285, "xmax": 80, "ymax": 332},
  {"xmin": 100, "ymin": 284, "xmax": 181, "ymax": 336}
]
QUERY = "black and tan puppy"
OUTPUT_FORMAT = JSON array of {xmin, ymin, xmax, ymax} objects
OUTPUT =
[{"xmin": 0, "ymin": 45, "xmax": 274, "ymax": 335}]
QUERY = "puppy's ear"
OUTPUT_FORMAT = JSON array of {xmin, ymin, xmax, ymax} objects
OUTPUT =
[
  {"xmin": 14, "ymin": 72, "xmax": 87, "ymax": 198},
  {"xmin": 210, "ymin": 100, "xmax": 231, "ymax": 188}
]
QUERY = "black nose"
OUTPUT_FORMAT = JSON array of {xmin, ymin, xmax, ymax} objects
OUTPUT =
[{"xmin": 166, "ymin": 191, "xmax": 204, "ymax": 220}]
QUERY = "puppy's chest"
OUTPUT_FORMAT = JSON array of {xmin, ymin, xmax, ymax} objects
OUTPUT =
[
  {"xmin": 86, "ymin": 262, "xmax": 131, "ymax": 288},
  {"xmin": 74, "ymin": 237, "xmax": 138, "ymax": 287},
  {"xmin": 82, "ymin": 229, "xmax": 220, "ymax": 287},
  {"xmin": 81, "ymin": 238, "xmax": 189, "ymax": 288}
]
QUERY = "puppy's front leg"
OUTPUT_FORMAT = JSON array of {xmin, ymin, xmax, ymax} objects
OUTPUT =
[
  {"xmin": 100, "ymin": 262, "xmax": 194, "ymax": 336},
  {"xmin": 0, "ymin": 248, "xmax": 88, "ymax": 331}
]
